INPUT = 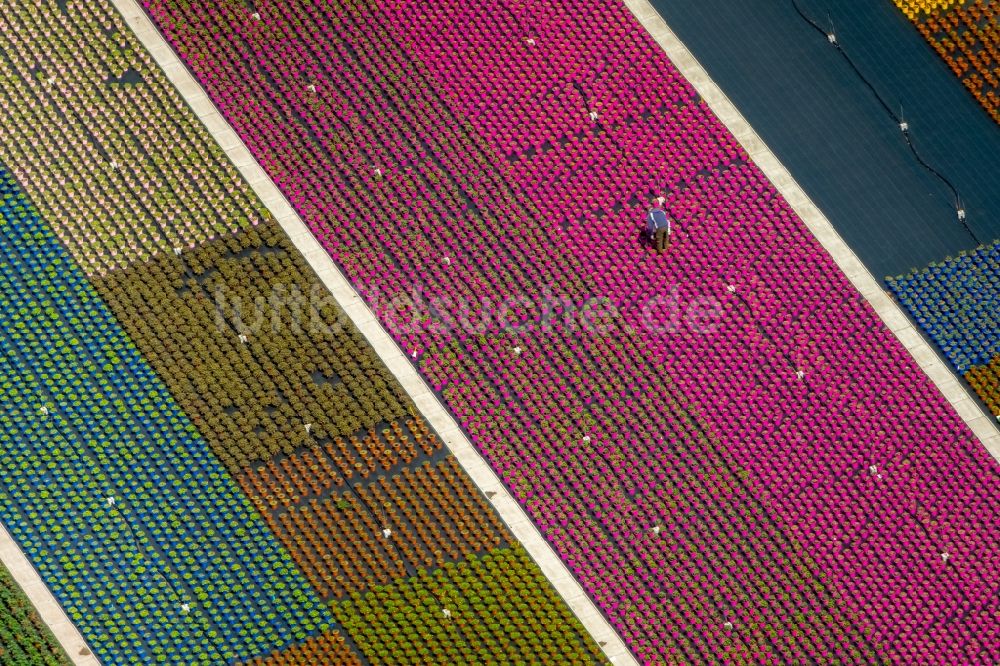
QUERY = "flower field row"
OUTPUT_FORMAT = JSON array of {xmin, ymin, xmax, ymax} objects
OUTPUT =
[
  {"xmin": 887, "ymin": 242, "xmax": 1000, "ymax": 414},
  {"xmin": 240, "ymin": 415, "xmax": 441, "ymax": 511},
  {"xmin": 0, "ymin": 562, "xmax": 69, "ymax": 665},
  {"xmin": 140, "ymin": 0, "xmax": 1000, "ymax": 662},
  {"xmin": 893, "ymin": 0, "xmax": 1000, "ymax": 123},
  {"xmin": 0, "ymin": 2, "xmax": 608, "ymax": 663},
  {"xmin": 91, "ymin": 215, "xmax": 600, "ymax": 661},
  {"xmin": 238, "ymin": 630, "xmax": 360, "ymax": 666},
  {"xmin": 332, "ymin": 547, "xmax": 604, "ymax": 665},
  {"xmin": 0, "ymin": 166, "xmax": 336, "ymax": 664},
  {"xmin": 258, "ymin": 455, "xmax": 511, "ymax": 600},
  {"xmin": 966, "ymin": 358, "xmax": 1000, "ymax": 416},
  {"xmin": 0, "ymin": 0, "xmax": 262, "ymax": 275},
  {"xmin": 93, "ymin": 220, "xmax": 412, "ymax": 473}
]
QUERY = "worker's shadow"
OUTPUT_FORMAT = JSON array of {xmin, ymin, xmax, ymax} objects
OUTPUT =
[{"xmin": 637, "ymin": 228, "xmax": 654, "ymax": 249}]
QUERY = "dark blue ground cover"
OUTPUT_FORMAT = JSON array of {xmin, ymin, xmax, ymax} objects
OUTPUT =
[
  {"xmin": 648, "ymin": 0, "xmax": 1000, "ymax": 278},
  {"xmin": 887, "ymin": 242, "xmax": 1000, "ymax": 372},
  {"xmin": 0, "ymin": 167, "xmax": 334, "ymax": 664}
]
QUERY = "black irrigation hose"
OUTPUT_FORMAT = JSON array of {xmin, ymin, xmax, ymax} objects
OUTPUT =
[
  {"xmin": 345, "ymin": 483, "xmax": 417, "ymax": 579},
  {"xmin": 95, "ymin": 491, "xmax": 193, "ymax": 613},
  {"xmin": 538, "ymin": 53, "xmax": 622, "ymax": 148},
  {"xmin": 27, "ymin": 379, "xmax": 200, "ymax": 624},
  {"xmin": 730, "ymin": 288, "xmax": 802, "ymax": 376},
  {"xmin": 790, "ymin": 0, "xmax": 981, "ymax": 246}
]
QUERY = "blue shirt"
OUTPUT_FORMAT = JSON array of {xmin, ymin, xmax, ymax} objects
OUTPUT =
[{"xmin": 647, "ymin": 209, "xmax": 671, "ymax": 235}]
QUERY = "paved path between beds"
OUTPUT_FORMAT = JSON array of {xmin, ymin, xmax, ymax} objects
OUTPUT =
[
  {"xmin": 624, "ymin": 0, "xmax": 1000, "ymax": 462},
  {"xmin": 644, "ymin": 0, "xmax": 1000, "ymax": 278},
  {"xmin": 109, "ymin": 0, "xmax": 638, "ymax": 662},
  {"xmin": 0, "ymin": 522, "xmax": 99, "ymax": 665}
]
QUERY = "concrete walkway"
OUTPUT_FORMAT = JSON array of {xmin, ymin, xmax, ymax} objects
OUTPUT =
[
  {"xmin": 109, "ymin": 0, "xmax": 636, "ymax": 662},
  {"xmin": 644, "ymin": 0, "xmax": 1000, "ymax": 278},
  {"xmin": 0, "ymin": 523, "xmax": 98, "ymax": 665},
  {"xmin": 623, "ymin": 0, "xmax": 1000, "ymax": 462}
]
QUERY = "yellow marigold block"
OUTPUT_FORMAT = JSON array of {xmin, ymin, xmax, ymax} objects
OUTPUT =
[{"xmin": 893, "ymin": 0, "xmax": 961, "ymax": 15}]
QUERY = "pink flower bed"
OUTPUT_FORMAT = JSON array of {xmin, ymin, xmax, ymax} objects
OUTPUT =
[{"xmin": 143, "ymin": 0, "xmax": 1000, "ymax": 663}]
